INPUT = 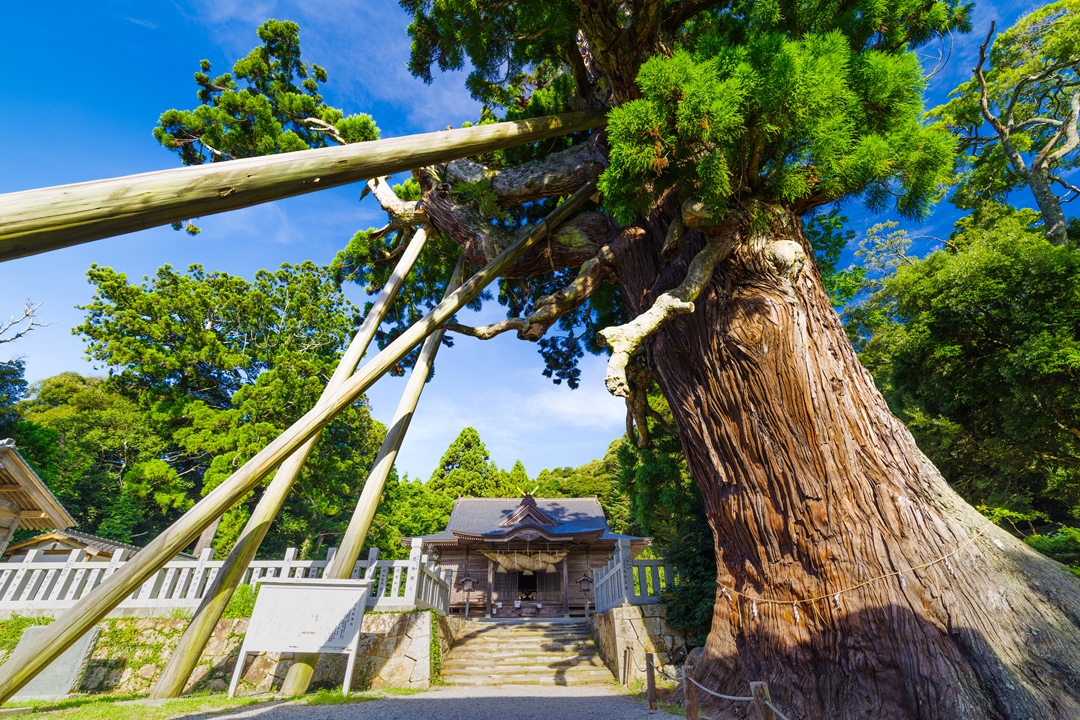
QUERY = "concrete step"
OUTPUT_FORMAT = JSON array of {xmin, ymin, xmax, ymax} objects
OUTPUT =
[{"xmin": 441, "ymin": 672, "xmax": 615, "ymax": 686}]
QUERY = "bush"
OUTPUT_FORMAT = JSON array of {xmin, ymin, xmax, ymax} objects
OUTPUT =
[{"xmin": 221, "ymin": 583, "xmax": 259, "ymax": 619}]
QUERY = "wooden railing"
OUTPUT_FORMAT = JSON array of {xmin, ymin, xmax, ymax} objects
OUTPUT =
[
  {"xmin": 0, "ymin": 541, "xmax": 451, "ymax": 617},
  {"xmin": 594, "ymin": 539, "xmax": 675, "ymax": 613}
]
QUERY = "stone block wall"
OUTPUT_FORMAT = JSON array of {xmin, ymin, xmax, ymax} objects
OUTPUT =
[
  {"xmin": 592, "ymin": 603, "xmax": 686, "ymax": 685},
  {"xmin": 0, "ymin": 610, "xmax": 463, "ymax": 696}
]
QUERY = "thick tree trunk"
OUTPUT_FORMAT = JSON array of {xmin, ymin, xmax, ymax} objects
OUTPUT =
[{"xmin": 613, "ymin": 204, "xmax": 1080, "ymax": 719}]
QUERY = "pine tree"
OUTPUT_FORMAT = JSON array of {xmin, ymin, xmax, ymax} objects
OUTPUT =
[{"xmin": 427, "ymin": 427, "xmax": 503, "ymax": 498}]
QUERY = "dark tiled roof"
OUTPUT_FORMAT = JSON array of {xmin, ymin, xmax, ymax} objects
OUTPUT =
[
  {"xmin": 7, "ymin": 529, "xmax": 143, "ymax": 556},
  {"xmin": 416, "ymin": 496, "xmax": 644, "ymax": 543}
]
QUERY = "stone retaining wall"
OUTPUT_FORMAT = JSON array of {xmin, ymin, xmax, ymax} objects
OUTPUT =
[
  {"xmin": 0, "ymin": 610, "xmax": 464, "ymax": 696},
  {"xmin": 592, "ymin": 604, "xmax": 686, "ymax": 685}
]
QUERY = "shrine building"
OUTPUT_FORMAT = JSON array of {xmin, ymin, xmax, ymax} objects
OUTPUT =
[{"xmin": 408, "ymin": 494, "xmax": 649, "ymax": 619}]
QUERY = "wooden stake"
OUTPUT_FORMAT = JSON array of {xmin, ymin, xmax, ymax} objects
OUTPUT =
[
  {"xmin": 278, "ymin": 254, "xmax": 465, "ymax": 697},
  {"xmin": 751, "ymin": 681, "xmax": 777, "ymax": 720},
  {"xmin": 684, "ymin": 665, "xmax": 698, "ymax": 720},
  {"xmin": 148, "ymin": 226, "xmax": 434, "ymax": 700},
  {"xmin": 646, "ymin": 652, "xmax": 657, "ymax": 710},
  {"xmin": 0, "ymin": 181, "xmax": 595, "ymax": 704},
  {"xmin": 0, "ymin": 112, "xmax": 604, "ymax": 262}
]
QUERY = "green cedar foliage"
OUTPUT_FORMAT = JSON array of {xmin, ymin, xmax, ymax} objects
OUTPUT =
[
  {"xmin": 401, "ymin": 0, "xmax": 581, "ymax": 107},
  {"xmin": 0, "ymin": 359, "xmax": 27, "ymax": 438},
  {"xmin": 930, "ymin": 1, "xmax": 1080, "ymax": 211},
  {"xmin": 427, "ymin": 426, "xmax": 510, "ymax": 499},
  {"xmin": 599, "ymin": 15, "xmax": 963, "ymax": 225},
  {"xmin": 70, "ymin": 262, "xmax": 385, "ymax": 557},
  {"xmin": 846, "ymin": 206, "xmax": 1080, "ymax": 533},
  {"xmin": 534, "ymin": 442, "xmax": 632, "ymax": 535},
  {"xmin": 154, "ymin": 19, "xmax": 378, "ymax": 166}
]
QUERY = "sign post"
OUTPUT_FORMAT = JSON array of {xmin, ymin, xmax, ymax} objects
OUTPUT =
[{"xmin": 228, "ymin": 578, "xmax": 372, "ymax": 697}]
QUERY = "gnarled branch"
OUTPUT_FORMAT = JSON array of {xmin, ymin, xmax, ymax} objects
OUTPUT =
[
  {"xmin": 366, "ymin": 176, "xmax": 427, "ymax": 226},
  {"xmin": 0, "ymin": 299, "xmax": 48, "ymax": 344},
  {"xmin": 446, "ymin": 247, "xmax": 615, "ymax": 342},
  {"xmin": 598, "ymin": 232, "xmax": 735, "ymax": 398}
]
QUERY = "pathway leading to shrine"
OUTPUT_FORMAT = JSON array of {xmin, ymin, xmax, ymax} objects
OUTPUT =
[{"xmin": 189, "ymin": 686, "xmax": 661, "ymax": 720}]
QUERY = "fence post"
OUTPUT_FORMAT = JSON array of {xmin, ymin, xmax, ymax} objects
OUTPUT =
[
  {"xmin": 103, "ymin": 548, "xmax": 132, "ymax": 581},
  {"xmin": 646, "ymin": 652, "xmax": 656, "ymax": 710},
  {"xmin": 323, "ymin": 546, "xmax": 337, "ymax": 578},
  {"xmin": 281, "ymin": 547, "xmax": 297, "ymax": 579},
  {"xmin": 403, "ymin": 540, "xmax": 422, "ymax": 608},
  {"xmin": 363, "ymin": 547, "xmax": 379, "ymax": 580},
  {"xmin": 684, "ymin": 665, "xmax": 698, "ymax": 720},
  {"xmin": 616, "ymin": 539, "xmax": 634, "ymax": 605},
  {"xmin": 185, "ymin": 548, "xmax": 213, "ymax": 600},
  {"xmin": 751, "ymin": 681, "xmax": 777, "ymax": 720}
]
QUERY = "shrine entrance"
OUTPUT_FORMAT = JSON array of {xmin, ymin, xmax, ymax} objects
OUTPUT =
[{"xmin": 410, "ymin": 493, "xmax": 649, "ymax": 620}]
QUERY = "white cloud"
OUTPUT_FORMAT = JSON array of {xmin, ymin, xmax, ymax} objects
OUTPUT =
[{"xmin": 125, "ymin": 17, "xmax": 158, "ymax": 29}]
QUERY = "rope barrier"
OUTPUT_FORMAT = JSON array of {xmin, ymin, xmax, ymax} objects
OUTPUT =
[
  {"xmin": 718, "ymin": 524, "xmax": 988, "ymax": 609},
  {"xmin": 686, "ymin": 674, "xmax": 754, "ymax": 703}
]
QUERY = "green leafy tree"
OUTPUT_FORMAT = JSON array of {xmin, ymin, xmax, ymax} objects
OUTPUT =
[
  {"xmin": 846, "ymin": 204, "xmax": 1080, "ymax": 568},
  {"xmin": 386, "ymin": 2, "xmax": 1080, "ymax": 714},
  {"xmin": 154, "ymin": 19, "xmax": 379, "ymax": 234},
  {"xmin": 16, "ymin": 373, "xmax": 175, "ymax": 543},
  {"xmin": 73, "ymin": 262, "xmax": 384, "ymax": 556},
  {"xmin": 931, "ymin": 1, "xmax": 1080, "ymax": 245},
  {"xmin": 368, "ymin": 473, "xmax": 451, "ymax": 559},
  {"xmin": 427, "ymin": 426, "xmax": 507, "ymax": 498},
  {"xmin": 534, "ymin": 441, "xmax": 631, "ymax": 533},
  {"xmin": 0, "ymin": 359, "xmax": 26, "ymax": 438}
]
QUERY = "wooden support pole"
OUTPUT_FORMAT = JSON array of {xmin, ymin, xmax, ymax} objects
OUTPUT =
[
  {"xmin": 278, "ymin": 254, "xmax": 465, "ymax": 697},
  {"xmin": 684, "ymin": 665, "xmax": 698, "ymax": 720},
  {"xmin": 486, "ymin": 558, "xmax": 493, "ymax": 618},
  {"xmin": 561, "ymin": 554, "xmax": 570, "ymax": 618},
  {"xmin": 147, "ymin": 226, "xmax": 434, "ymax": 700},
  {"xmin": 0, "ymin": 181, "xmax": 596, "ymax": 704},
  {"xmin": 0, "ymin": 111, "xmax": 604, "ymax": 262},
  {"xmin": 751, "ymin": 681, "xmax": 777, "ymax": 720},
  {"xmin": 646, "ymin": 652, "xmax": 657, "ymax": 710}
]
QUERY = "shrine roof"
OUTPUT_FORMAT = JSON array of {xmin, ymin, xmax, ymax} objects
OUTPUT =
[{"xmin": 412, "ymin": 495, "xmax": 647, "ymax": 546}]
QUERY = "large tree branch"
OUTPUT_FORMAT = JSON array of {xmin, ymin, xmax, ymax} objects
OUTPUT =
[
  {"xmin": 443, "ymin": 138, "xmax": 607, "ymax": 207},
  {"xmin": 597, "ymin": 230, "xmax": 735, "ymax": 398},
  {"xmin": 446, "ymin": 247, "xmax": 614, "ymax": 341},
  {"xmin": 365, "ymin": 176, "xmax": 427, "ymax": 226},
  {"xmin": 1045, "ymin": 88, "xmax": 1080, "ymax": 166},
  {"xmin": 299, "ymin": 117, "xmax": 348, "ymax": 145}
]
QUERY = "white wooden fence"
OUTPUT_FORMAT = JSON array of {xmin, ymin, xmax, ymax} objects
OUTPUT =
[
  {"xmin": 0, "ymin": 540, "xmax": 451, "ymax": 617},
  {"xmin": 594, "ymin": 539, "xmax": 675, "ymax": 613}
]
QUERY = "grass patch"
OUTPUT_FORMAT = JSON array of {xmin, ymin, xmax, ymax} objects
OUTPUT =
[
  {"xmin": 2, "ymin": 693, "xmax": 264, "ymax": 720},
  {"xmin": 303, "ymin": 688, "xmax": 424, "ymax": 706},
  {"xmin": 0, "ymin": 614, "xmax": 54, "ymax": 654}
]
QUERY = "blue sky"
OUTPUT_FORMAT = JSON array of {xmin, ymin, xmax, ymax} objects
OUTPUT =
[{"xmin": 0, "ymin": 0, "xmax": 1042, "ymax": 480}]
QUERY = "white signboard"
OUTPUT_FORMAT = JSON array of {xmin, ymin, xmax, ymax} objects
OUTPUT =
[{"xmin": 228, "ymin": 578, "xmax": 372, "ymax": 697}]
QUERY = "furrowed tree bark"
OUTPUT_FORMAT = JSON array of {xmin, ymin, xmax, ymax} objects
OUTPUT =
[
  {"xmin": 0, "ymin": 181, "xmax": 596, "ymax": 704},
  {"xmin": 279, "ymin": 255, "xmax": 466, "ymax": 697},
  {"xmin": 609, "ymin": 204, "xmax": 1080, "ymax": 719},
  {"xmin": 148, "ymin": 226, "xmax": 435, "ymax": 701},
  {"xmin": 0, "ymin": 111, "xmax": 604, "ymax": 262}
]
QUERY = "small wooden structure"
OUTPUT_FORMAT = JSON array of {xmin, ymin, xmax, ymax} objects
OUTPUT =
[
  {"xmin": 3, "ymin": 530, "xmax": 142, "ymax": 563},
  {"xmin": 413, "ymin": 494, "xmax": 648, "ymax": 619},
  {"xmin": 0, "ymin": 440, "xmax": 75, "ymax": 556}
]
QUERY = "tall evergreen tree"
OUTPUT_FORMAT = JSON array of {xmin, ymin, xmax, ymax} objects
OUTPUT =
[
  {"xmin": 141, "ymin": 6, "xmax": 1080, "ymax": 714},
  {"xmin": 427, "ymin": 426, "xmax": 506, "ymax": 498}
]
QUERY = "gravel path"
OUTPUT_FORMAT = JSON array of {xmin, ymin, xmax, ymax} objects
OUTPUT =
[{"xmin": 193, "ymin": 686, "xmax": 666, "ymax": 720}]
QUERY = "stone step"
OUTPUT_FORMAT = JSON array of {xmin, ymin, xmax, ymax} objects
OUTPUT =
[
  {"xmin": 442, "ymin": 662, "xmax": 608, "ymax": 673},
  {"xmin": 446, "ymin": 650, "xmax": 599, "ymax": 662},
  {"xmin": 441, "ymin": 672, "xmax": 615, "ymax": 686}
]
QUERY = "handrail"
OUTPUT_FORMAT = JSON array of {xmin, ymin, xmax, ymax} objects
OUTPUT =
[{"xmin": 0, "ymin": 111, "xmax": 605, "ymax": 262}]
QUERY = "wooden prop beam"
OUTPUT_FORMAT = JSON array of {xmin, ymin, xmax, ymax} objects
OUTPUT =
[
  {"xmin": 279, "ymin": 254, "xmax": 465, "ymax": 697},
  {"xmin": 149, "ymin": 226, "xmax": 434, "ymax": 700},
  {"xmin": 0, "ymin": 180, "xmax": 597, "ymax": 703},
  {"xmin": 0, "ymin": 111, "xmax": 604, "ymax": 262}
]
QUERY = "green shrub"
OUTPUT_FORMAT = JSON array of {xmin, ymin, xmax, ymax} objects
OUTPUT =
[
  {"xmin": 1025, "ymin": 527, "xmax": 1080, "ymax": 573},
  {"xmin": 0, "ymin": 614, "xmax": 53, "ymax": 654},
  {"xmin": 222, "ymin": 583, "xmax": 259, "ymax": 619}
]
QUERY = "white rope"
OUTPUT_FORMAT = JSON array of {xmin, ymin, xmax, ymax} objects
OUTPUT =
[
  {"xmin": 630, "ymin": 648, "xmax": 796, "ymax": 719},
  {"xmin": 686, "ymin": 675, "xmax": 754, "ymax": 703}
]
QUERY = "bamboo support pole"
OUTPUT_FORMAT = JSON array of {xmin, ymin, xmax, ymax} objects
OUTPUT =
[
  {"xmin": 0, "ymin": 180, "xmax": 596, "ymax": 703},
  {"xmin": 0, "ymin": 111, "xmax": 604, "ymax": 262},
  {"xmin": 148, "ymin": 226, "xmax": 434, "ymax": 700},
  {"xmin": 279, "ymin": 254, "xmax": 465, "ymax": 697}
]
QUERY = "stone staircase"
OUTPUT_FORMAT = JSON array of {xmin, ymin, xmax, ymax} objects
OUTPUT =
[{"xmin": 440, "ymin": 620, "xmax": 615, "ymax": 686}]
